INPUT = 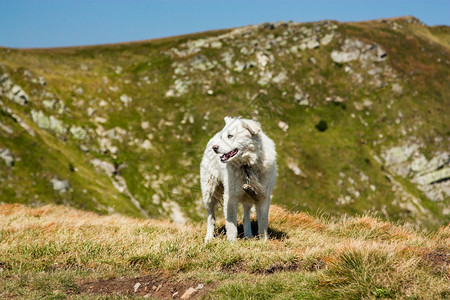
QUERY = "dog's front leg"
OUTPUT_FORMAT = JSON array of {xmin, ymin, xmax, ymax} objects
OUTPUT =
[
  {"xmin": 224, "ymin": 194, "xmax": 238, "ymax": 241},
  {"xmin": 256, "ymin": 197, "xmax": 270, "ymax": 241}
]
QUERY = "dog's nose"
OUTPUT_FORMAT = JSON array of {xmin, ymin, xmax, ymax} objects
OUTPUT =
[{"xmin": 212, "ymin": 145, "xmax": 219, "ymax": 153}]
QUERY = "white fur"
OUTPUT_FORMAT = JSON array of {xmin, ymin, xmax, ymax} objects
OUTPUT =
[{"xmin": 200, "ymin": 117, "xmax": 277, "ymax": 242}]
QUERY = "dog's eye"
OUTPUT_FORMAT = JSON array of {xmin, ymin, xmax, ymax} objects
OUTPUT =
[{"xmin": 227, "ymin": 134, "xmax": 233, "ymax": 139}]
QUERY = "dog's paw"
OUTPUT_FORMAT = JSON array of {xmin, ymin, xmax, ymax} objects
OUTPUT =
[{"xmin": 204, "ymin": 234, "xmax": 214, "ymax": 243}]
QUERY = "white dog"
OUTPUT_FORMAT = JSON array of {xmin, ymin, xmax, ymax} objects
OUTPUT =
[{"xmin": 200, "ymin": 117, "xmax": 277, "ymax": 242}]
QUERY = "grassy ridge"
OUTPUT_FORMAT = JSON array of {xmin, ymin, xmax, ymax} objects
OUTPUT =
[{"xmin": 0, "ymin": 203, "xmax": 448, "ymax": 299}]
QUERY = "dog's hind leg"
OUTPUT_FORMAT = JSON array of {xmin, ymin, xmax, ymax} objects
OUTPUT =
[
  {"xmin": 243, "ymin": 203, "xmax": 253, "ymax": 238},
  {"xmin": 204, "ymin": 200, "xmax": 216, "ymax": 243},
  {"xmin": 202, "ymin": 179, "xmax": 219, "ymax": 243}
]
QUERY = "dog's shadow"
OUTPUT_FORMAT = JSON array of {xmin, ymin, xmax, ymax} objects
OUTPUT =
[{"xmin": 216, "ymin": 220, "xmax": 288, "ymax": 240}]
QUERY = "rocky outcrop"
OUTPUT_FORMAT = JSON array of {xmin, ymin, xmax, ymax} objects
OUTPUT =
[
  {"xmin": 0, "ymin": 73, "xmax": 30, "ymax": 105},
  {"xmin": 383, "ymin": 143, "xmax": 450, "ymax": 202},
  {"xmin": 70, "ymin": 126, "xmax": 87, "ymax": 140},
  {"xmin": 91, "ymin": 158, "xmax": 149, "ymax": 218},
  {"xmin": 50, "ymin": 177, "xmax": 70, "ymax": 193},
  {"xmin": 0, "ymin": 148, "xmax": 14, "ymax": 166},
  {"xmin": 331, "ymin": 38, "xmax": 386, "ymax": 64},
  {"xmin": 165, "ymin": 20, "xmax": 338, "ymax": 97},
  {"xmin": 31, "ymin": 110, "xmax": 66, "ymax": 134},
  {"xmin": 0, "ymin": 100, "xmax": 35, "ymax": 136}
]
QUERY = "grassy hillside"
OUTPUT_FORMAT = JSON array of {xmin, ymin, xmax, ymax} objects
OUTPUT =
[
  {"xmin": 0, "ymin": 16, "xmax": 449, "ymax": 227},
  {"xmin": 0, "ymin": 203, "xmax": 448, "ymax": 299}
]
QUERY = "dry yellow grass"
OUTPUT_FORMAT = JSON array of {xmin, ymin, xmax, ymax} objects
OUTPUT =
[{"xmin": 0, "ymin": 203, "xmax": 448, "ymax": 299}]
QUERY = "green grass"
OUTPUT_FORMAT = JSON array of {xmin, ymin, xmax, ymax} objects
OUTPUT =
[{"xmin": 0, "ymin": 204, "xmax": 448, "ymax": 299}]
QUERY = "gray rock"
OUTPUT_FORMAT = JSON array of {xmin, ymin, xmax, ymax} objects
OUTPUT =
[
  {"xmin": 190, "ymin": 39, "xmax": 206, "ymax": 48},
  {"xmin": 277, "ymin": 120, "xmax": 289, "ymax": 132},
  {"xmin": 0, "ymin": 103, "xmax": 35, "ymax": 136},
  {"xmin": 256, "ymin": 52, "xmax": 270, "ymax": 68},
  {"xmin": 119, "ymin": 94, "xmax": 132, "ymax": 106},
  {"xmin": 382, "ymin": 144, "xmax": 420, "ymax": 177},
  {"xmin": 0, "ymin": 73, "xmax": 13, "ymax": 91},
  {"xmin": 392, "ymin": 83, "xmax": 403, "ymax": 94},
  {"xmin": 258, "ymin": 71, "xmax": 272, "ymax": 86},
  {"xmin": 90, "ymin": 158, "xmax": 116, "ymax": 176},
  {"xmin": 272, "ymin": 72, "xmax": 288, "ymax": 84},
  {"xmin": 332, "ymin": 38, "xmax": 386, "ymax": 64},
  {"xmin": 38, "ymin": 76, "xmax": 46, "ymax": 86},
  {"xmin": 286, "ymin": 158, "xmax": 305, "ymax": 177},
  {"xmin": 234, "ymin": 61, "xmax": 246, "ymax": 72},
  {"xmin": 353, "ymin": 99, "xmax": 373, "ymax": 110},
  {"xmin": 375, "ymin": 46, "xmax": 387, "ymax": 61},
  {"xmin": 382, "ymin": 145, "xmax": 418, "ymax": 166},
  {"xmin": 307, "ymin": 39, "xmax": 320, "ymax": 49},
  {"xmin": 0, "ymin": 74, "xmax": 30, "ymax": 105},
  {"xmin": 410, "ymin": 154, "xmax": 428, "ymax": 173},
  {"xmin": 426, "ymin": 152, "xmax": 449, "ymax": 172},
  {"xmin": 0, "ymin": 148, "xmax": 14, "ymax": 166},
  {"xmin": 133, "ymin": 282, "xmax": 141, "ymax": 293},
  {"xmin": 190, "ymin": 55, "xmax": 215, "ymax": 71},
  {"xmin": 75, "ymin": 87, "xmax": 84, "ymax": 95},
  {"xmin": 42, "ymin": 99, "xmax": 56, "ymax": 110},
  {"xmin": 57, "ymin": 100, "xmax": 66, "ymax": 114},
  {"xmin": 51, "ymin": 177, "xmax": 70, "ymax": 193},
  {"xmin": 31, "ymin": 110, "xmax": 66, "ymax": 134},
  {"xmin": 31, "ymin": 110, "xmax": 50, "ymax": 130},
  {"xmin": 70, "ymin": 126, "xmax": 87, "ymax": 140},
  {"xmin": 413, "ymin": 167, "xmax": 450, "ymax": 185},
  {"xmin": 294, "ymin": 89, "xmax": 310, "ymax": 105},
  {"xmin": 331, "ymin": 50, "xmax": 360, "ymax": 63},
  {"xmin": 166, "ymin": 79, "xmax": 192, "ymax": 97},
  {"xmin": 326, "ymin": 96, "xmax": 345, "ymax": 103},
  {"xmin": 383, "ymin": 144, "xmax": 449, "ymax": 202},
  {"xmin": 9, "ymin": 85, "xmax": 30, "ymax": 105},
  {"xmin": 114, "ymin": 66, "xmax": 123, "ymax": 74},
  {"xmin": 289, "ymin": 45, "xmax": 299, "ymax": 53},
  {"xmin": 210, "ymin": 41, "xmax": 222, "ymax": 49},
  {"xmin": 49, "ymin": 116, "xmax": 66, "ymax": 134},
  {"xmin": 320, "ymin": 33, "xmax": 334, "ymax": 45},
  {"xmin": 240, "ymin": 47, "xmax": 251, "ymax": 55},
  {"xmin": 420, "ymin": 181, "xmax": 450, "ymax": 202},
  {"xmin": 221, "ymin": 51, "xmax": 234, "ymax": 68}
]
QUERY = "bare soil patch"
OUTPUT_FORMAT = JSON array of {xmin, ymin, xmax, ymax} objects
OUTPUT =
[
  {"xmin": 424, "ymin": 248, "xmax": 450, "ymax": 269},
  {"xmin": 75, "ymin": 272, "xmax": 211, "ymax": 299}
]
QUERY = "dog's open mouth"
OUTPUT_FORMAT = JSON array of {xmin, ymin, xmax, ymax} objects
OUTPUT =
[{"xmin": 220, "ymin": 149, "xmax": 238, "ymax": 162}]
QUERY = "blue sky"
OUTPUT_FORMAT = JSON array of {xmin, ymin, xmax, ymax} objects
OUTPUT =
[{"xmin": 0, "ymin": 0, "xmax": 448, "ymax": 48}]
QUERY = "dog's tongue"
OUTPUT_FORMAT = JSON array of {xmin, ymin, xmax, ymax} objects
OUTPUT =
[{"xmin": 221, "ymin": 149, "xmax": 237, "ymax": 161}]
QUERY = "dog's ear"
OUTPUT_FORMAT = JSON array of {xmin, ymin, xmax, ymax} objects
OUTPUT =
[
  {"xmin": 224, "ymin": 116, "xmax": 232, "ymax": 124},
  {"xmin": 242, "ymin": 119, "xmax": 261, "ymax": 135}
]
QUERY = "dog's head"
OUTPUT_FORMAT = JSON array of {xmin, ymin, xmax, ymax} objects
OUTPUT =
[{"xmin": 211, "ymin": 117, "xmax": 262, "ymax": 164}]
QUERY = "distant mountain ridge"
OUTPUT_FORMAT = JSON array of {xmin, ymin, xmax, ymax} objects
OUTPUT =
[{"xmin": 0, "ymin": 16, "xmax": 448, "ymax": 227}]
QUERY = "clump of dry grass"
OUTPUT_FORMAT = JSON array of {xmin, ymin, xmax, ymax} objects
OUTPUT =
[{"xmin": 0, "ymin": 203, "xmax": 448, "ymax": 299}]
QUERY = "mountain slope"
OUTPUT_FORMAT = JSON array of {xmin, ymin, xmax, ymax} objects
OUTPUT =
[{"xmin": 0, "ymin": 16, "xmax": 449, "ymax": 227}]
